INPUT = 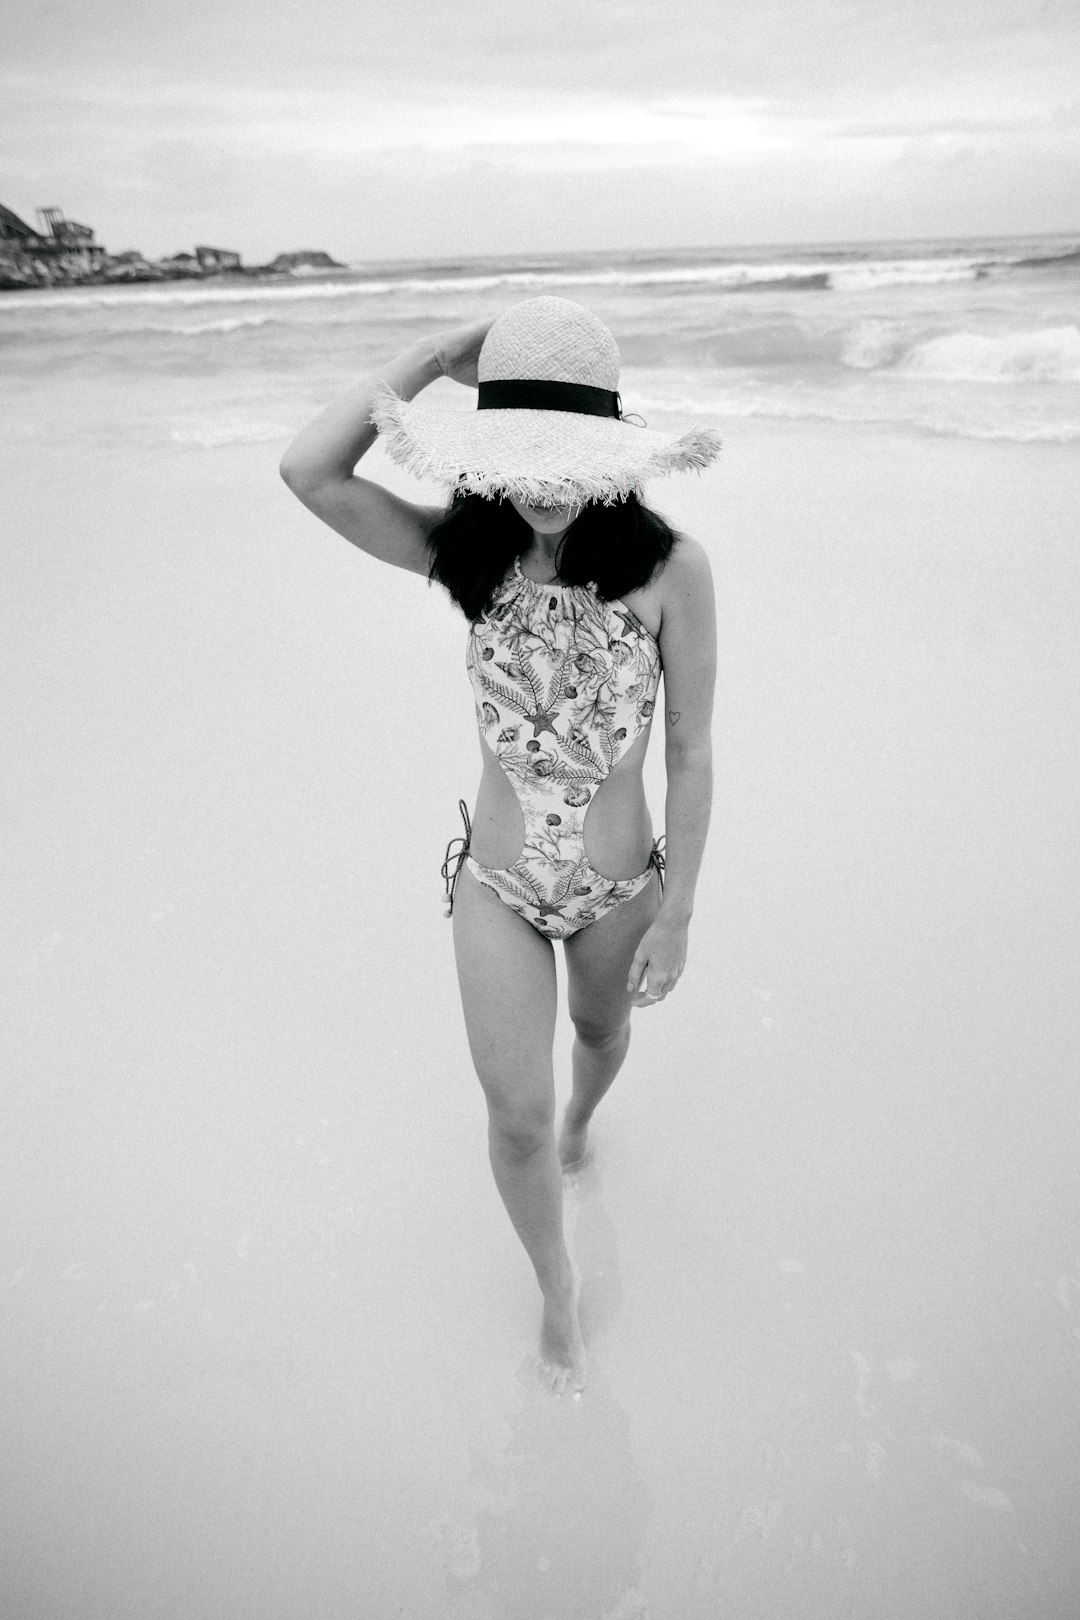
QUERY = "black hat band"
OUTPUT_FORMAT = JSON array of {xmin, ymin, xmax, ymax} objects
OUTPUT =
[{"xmin": 477, "ymin": 379, "xmax": 622, "ymax": 418}]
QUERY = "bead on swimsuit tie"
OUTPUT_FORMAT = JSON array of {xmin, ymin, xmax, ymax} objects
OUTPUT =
[{"xmin": 441, "ymin": 798, "xmax": 472, "ymax": 918}]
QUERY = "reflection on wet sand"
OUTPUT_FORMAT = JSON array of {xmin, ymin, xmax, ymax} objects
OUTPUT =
[{"xmin": 432, "ymin": 1167, "xmax": 651, "ymax": 1619}]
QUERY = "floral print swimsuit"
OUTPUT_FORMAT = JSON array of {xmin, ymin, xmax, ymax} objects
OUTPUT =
[{"xmin": 451, "ymin": 558, "xmax": 664, "ymax": 941}]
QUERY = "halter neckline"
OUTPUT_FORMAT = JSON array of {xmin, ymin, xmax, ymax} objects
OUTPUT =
[
  {"xmin": 506, "ymin": 557, "xmax": 657, "ymax": 648},
  {"xmin": 513, "ymin": 557, "xmax": 595, "ymax": 595}
]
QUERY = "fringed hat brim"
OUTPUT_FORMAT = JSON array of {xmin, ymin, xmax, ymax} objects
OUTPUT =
[{"xmin": 370, "ymin": 384, "xmax": 721, "ymax": 506}]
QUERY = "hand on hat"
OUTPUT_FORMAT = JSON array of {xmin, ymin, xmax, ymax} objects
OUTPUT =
[{"xmin": 432, "ymin": 319, "xmax": 496, "ymax": 389}]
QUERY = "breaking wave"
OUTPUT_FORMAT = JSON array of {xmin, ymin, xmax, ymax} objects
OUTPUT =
[
  {"xmin": 839, "ymin": 321, "xmax": 1080, "ymax": 381},
  {"xmin": 896, "ymin": 325, "xmax": 1080, "ymax": 383}
]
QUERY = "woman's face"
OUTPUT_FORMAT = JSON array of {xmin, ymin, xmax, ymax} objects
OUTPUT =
[{"xmin": 508, "ymin": 496, "xmax": 581, "ymax": 536}]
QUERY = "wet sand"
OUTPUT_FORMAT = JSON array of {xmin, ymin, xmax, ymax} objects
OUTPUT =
[{"xmin": 2, "ymin": 422, "xmax": 1079, "ymax": 1617}]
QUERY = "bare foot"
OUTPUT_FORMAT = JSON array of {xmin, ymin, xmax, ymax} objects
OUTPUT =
[
  {"xmin": 557, "ymin": 1109, "xmax": 591, "ymax": 1174},
  {"xmin": 539, "ymin": 1266, "xmax": 588, "ymax": 1396}
]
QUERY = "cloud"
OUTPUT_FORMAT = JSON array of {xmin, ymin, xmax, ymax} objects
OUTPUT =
[
  {"xmin": 7, "ymin": 0, "xmax": 1079, "ymax": 106},
  {"xmin": 2, "ymin": 0, "xmax": 1078, "ymax": 256},
  {"xmin": 0, "ymin": 67, "xmax": 814, "ymax": 202}
]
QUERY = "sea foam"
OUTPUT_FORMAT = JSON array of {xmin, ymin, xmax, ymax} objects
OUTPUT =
[
  {"xmin": 897, "ymin": 325, "xmax": 1080, "ymax": 383},
  {"xmin": 144, "ymin": 315, "xmax": 280, "ymax": 336}
]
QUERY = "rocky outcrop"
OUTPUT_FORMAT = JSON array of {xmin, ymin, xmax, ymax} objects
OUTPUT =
[
  {"xmin": 0, "ymin": 246, "xmax": 39, "ymax": 290},
  {"xmin": 102, "ymin": 251, "xmax": 166, "ymax": 282},
  {"xmin": 260, "ymin": 250, "xmax": 345, "ymax": 273},
  {"xmin": 1, "ymin": 199, "xmax": 346, "ymax": 291}
]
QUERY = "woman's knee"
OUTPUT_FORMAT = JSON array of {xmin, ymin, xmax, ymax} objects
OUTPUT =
[
  {"xmin": 570, "ymin": 1014, "xmax": 631, "ymax": 1054},
  {"xmin": 485, "ymin": 1090, "xmax": 555, "ymax": 1158}
]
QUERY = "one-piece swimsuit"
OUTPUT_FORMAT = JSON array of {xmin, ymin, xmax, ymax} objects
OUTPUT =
[{"xmin": 451, "ymin": 558, "xmax": 663, "ymax": 940}]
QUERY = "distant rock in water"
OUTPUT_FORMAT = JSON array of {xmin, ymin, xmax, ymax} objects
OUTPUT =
[{"xmin": 262, "ymin": 251, "xmax": 344, "ymax": 274}]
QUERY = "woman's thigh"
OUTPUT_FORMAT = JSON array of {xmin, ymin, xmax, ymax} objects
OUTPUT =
[
  {"xmin": 563, "ymin": 871, "xmax": 661, "ymax": 1040},
  {"xmin": 452, "ymin": 865, "xmax": 559, "ymax": 1119}
]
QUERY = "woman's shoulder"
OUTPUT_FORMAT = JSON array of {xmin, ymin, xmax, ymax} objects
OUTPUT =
[
  {"xmin": 662, "ymin": 533, "xmax": 711, "ymax": 588},
  {"xmin": 621, "ymin": 533, "xmax": 710, "ymax": 639}
]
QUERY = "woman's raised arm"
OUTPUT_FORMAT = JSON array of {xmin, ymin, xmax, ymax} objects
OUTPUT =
[{"xmin": 279, "ymin": 319, "xmax": 492, "ymax": 574}]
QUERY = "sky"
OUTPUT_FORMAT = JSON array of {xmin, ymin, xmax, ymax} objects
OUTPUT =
[{"xmin": 3, "ymin": 0, "xmax": 1080, "ymax": 263}]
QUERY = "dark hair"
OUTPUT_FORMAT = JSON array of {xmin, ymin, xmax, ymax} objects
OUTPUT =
[{"xmin": 426, "ymin": 490, "xmax": 679, "ymax": 621}]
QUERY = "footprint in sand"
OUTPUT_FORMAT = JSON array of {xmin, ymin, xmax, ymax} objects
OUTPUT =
[
  {"xmin": 850, "ymin": 1349, "xmax": 878, "ymax": 1422},
  {"xmin": 933, "ymin": 1435, "xmax": 1021, "ymax": 1535},
  {"xmin": 931, "ymin": 1430, "xmax": 985, "ymax": 1469},
  {"xmin": 425, "ymin": 1514, "xmax": 482, "ymax": 1582},
  {"xmin": 1054, "ymin": 1275, "xmax": 1080, "ymax": 1341},
  {"xmin": 742, "ymin": 1497, "xmax": 783, "ymax": 1544},
  {"xmin": 962, "ymin": 1481, "xmax": 1015, "ymax": 1515},
  {"xmin": 599, "ymin": 1590, "xmax": 648, "ymax": 1620}
]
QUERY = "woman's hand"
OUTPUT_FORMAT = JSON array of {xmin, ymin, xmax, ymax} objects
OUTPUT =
[
  {"xmin": 432, "ymin": 319, "xmax": 495, "ymax": 388},
  {"xmin": 627, "ymin": 912, "xmax": 689, "ymax": 1007}
]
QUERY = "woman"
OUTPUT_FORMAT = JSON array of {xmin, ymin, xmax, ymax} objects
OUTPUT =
[{"xmin": 280, "ymin": 296, "xmax": 719, "ymax": 1395}]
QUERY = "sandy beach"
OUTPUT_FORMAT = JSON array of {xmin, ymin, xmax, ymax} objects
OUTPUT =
[{"xmin": 3, "ymin": 419, "xmax": 1079, "ymax": 1617}]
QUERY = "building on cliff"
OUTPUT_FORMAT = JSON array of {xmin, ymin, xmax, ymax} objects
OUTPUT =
[
  {"xmin": 0, "ymin": 203, "xmax": 107, "ymax": 288},
  {"xmin": 195, "ymin": 245, "xmax": 242, "ymax": 273},
  {"xmin": 1, "ymin": 203, "xmax": 39, "ymax": 244},
  {"xmin": 36, "ymin": 208, "xmax": 107, "ymax": 278}
]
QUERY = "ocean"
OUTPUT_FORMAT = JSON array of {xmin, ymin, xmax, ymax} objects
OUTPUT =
[{"xmin": 2, "ymin": 232, "xmax": 1079, "ymax": 453}]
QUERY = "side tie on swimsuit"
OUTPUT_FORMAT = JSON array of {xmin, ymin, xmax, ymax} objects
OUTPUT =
[
  {"xmin": 441, "ymin": 798, "xmax": 473, "ymax": 918},
  {"xmin": 648, "ymin": 832, "xmax": 666, "ymax": 897}
]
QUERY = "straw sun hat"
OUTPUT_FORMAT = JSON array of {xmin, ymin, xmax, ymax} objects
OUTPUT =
[{"xmin": 370, "ymin": 295, "xmax": 721, "ymax": 508}]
